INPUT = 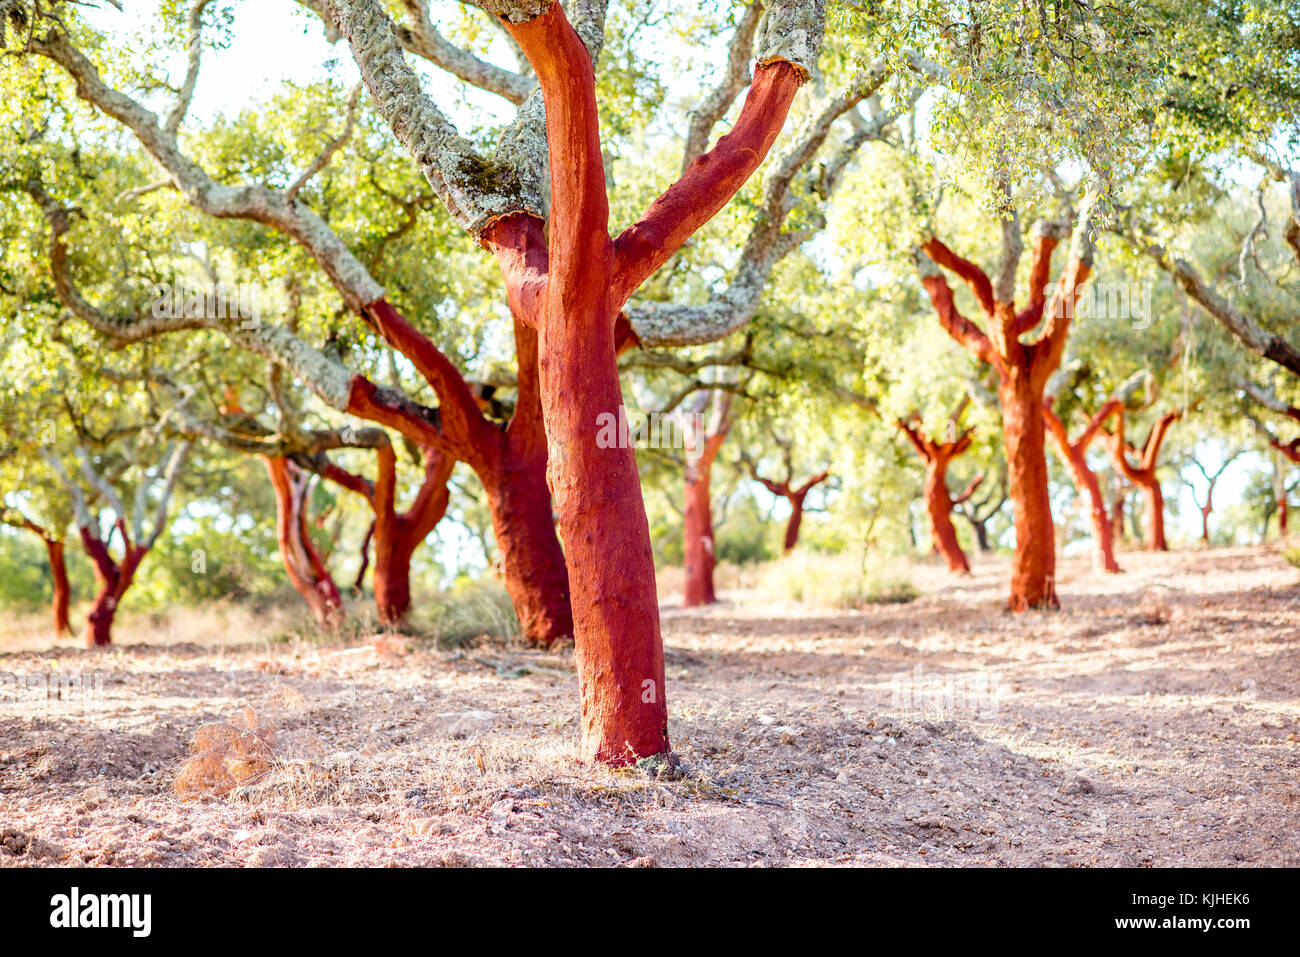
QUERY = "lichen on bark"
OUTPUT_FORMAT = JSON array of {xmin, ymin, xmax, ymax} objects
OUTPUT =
[{"xmin": 754, "ymin": 0, "xmax": 826, "ymax": 78}]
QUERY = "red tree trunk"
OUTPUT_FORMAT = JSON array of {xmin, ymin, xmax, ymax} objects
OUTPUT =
[
  {"xmin": 897, "ymin": 419, "xmax": 974, "ymax": 574},
  {"xmin": 1044, "ymin": 398, "xmax": 1122, "ymax": 573},
  {"xmin": 369, "ymin": 445, "xmax": 453, "ymax": 626},
  {"xmin": 683, "ymin": 467, "xmax": 718, "ymax": 606},
  {"xmin": 1280, "ymin": 498, "xmax": 1289, "ymax": 537},
  {"xmin": 783, "ymin": 499, "xmax": 806, "ymax": 554},
  {"xmin": 1142, "ymin": 481, "xmax": 1169, "ymax": 551},
  {"xmin": 925, "ymin": 465, "xmax": 970, "ymax": 574},
  {"xmin": 481, "ymin": 459, "xmax": 574, "ymax": 644},
  {"xmin": 350, "ymin": 302, "xmax": 573, "ymax": 644},
  {"xmin": 80, "ymin": 525, "xmax": 146, "ymax": 649},
  {"xmin": 755, "ymin": 467, "xmax": 831, "ymax": 555},
  {"xmin": 1002, "ymin": 375, "xmax": 1058, "ymax": 607},
  {"xmin": 683, "ymin": 413, "xmax": 728, "ymax": 607},
  {"xmin": 1108, "ymin": 410, "xmax": 1180, "ymax": 553},
  {"xmin": 264, "ymin": 457, "xmax": 344, "ymax": 628},
  {"xmin": 45, "ymin": 538, "xmax": 72, "ymax": 636},
  {"xmin": 541, "ymin": 317, "xmax": 668, "ymax": 763}
]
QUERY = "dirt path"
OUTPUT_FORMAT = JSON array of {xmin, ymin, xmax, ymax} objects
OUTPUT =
[{"xmin": 1, "ymin": 545, "xmax": 1297, "ymax": 867}]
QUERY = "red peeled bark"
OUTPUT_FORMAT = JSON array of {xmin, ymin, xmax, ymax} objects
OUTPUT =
[
  {"xmin": 319, "ymin": 443, "xmax": 454, "ymax": 625},
  {"xmin": 896, "ymin": 420, "xmax": 975, "ymax": 574},
  {"xmin": 1002, "ymin": 370, "xmax": 1057, "ymax": 606},
  {"xmin": 80, "ymin": 521, "xmax": 146, "ymax": 648},
  {"xmin": 347, "ymin": 300, "xmax": 573, "ymax": 645},
  {"xmin": 1107, "ymin": 410, "xmax": 1181, "ymax": 552},
  {"xmin": 1043, "ymin": 397, "xmax": 1122, "ymax": 573},
  {"xmin": 46, "ymin": 538, "xmax": 72, "ymax": 636},
  {"xmin": 683, "ymin": 430, "xmax": 727, "ymax": 607},
  {"xmin": 1111, "ymin": 481, "xmax": 1128, "ymax": 544},
  {"xmin": 920, "ymin": 228, "xmax": 1092, "ymax": 610},
  {"xmin": 485, "ymin": 5, "xmax": 807, "ymax": 763},
  {"xmin": 264, "ymin": 457, "xmax": 344, "ymax": 628},
  {"xmin": 754, "ymin": 468, "xmax": 831, "ymax": 554},
  {"xmin": 1281, "ymin": 498, "xmax": 1290, "ymax": 537},
  {"xmin": 1268, "ymin": 434, "xmax": 1300, "ymax": 465},
  {"xmin": 5, "ymin": 516, "xmax": 73, "ymax": 636}
]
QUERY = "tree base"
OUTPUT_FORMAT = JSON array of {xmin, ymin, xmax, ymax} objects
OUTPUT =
[{"xmin": 1005, "ymin": 594, "xmax": 1061, "ymax": 613}]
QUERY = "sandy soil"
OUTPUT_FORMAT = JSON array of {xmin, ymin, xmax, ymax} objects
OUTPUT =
[{"xmin": 1, "ymin": 545, "xmax": 1298, "ymax": 868}]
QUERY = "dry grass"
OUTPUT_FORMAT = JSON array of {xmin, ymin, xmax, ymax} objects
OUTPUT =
[
  {"xmin": 0, "ymin": 600, "xmax": 307, "ymax": 653},
  {"xmin": 756, "ymin": 551, "xmax": 918, "ymax": 608},
  {"xmin": 656, "ymin": 552, "xmax": 918, "ymax": 608},
  {"xmin": 174, "ymin": 687, "xmax": 308, "ymax": 797}
]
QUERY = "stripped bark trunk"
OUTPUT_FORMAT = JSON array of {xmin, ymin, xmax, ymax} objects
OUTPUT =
[
  {"xmin": 46, "ymin": 538, "xmax": 72, "ymax": 636},
  {"xmin": 682, "ymin": 393, "xmax": 733, "ymax": 606},
  {"xmin": 316, "ymin": 442, "xmax": 456, "ymax": 626},
  {"xmin": 81, "ymin": 525, "xmax": 147, "ymax": 648},
  {"xmin": 1001, "ymin": 369, "xmax": 1057, "ymax": 604},
  {"xmin": 1043, "ymin": 397, "xmax": 1122, "ymax": 573},
  {"xmin": 754, "ymin": 467, "xmax": 831, "ymax": 554},
  {"xmin": 44, "ymin": 443, "xmax": 189, "ymax": 648},
  {"xmin": 896, "ymin": 419, "xmax": 976, "ymax": 574},
  {"xmin": 1111, "ymin": 483, "xmax": 1127, "ymax": 544},
  {"xmin": 683, "ymin": 434, "xmax": 726, "ymax": 607},
  {"xmin": 264, "ymin": 457, "xmax": 344, "ymax": 628},
  {"xmin": 1107, "ymin": 410, "xmax": 1181, "ymax": 553},
  {"xmin": 351, "ymin": 302, "xmax": 573, "ymax": 643},
  {"xmin": 3, "ymin": 516, "xmax": 73, "ymax": 636}
]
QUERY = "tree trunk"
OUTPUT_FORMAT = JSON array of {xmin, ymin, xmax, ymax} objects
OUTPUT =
[
  {"xmin": 371, "ymin": 541, "xmax": 412, "ymax": 625},
  {"xmin": 264, "ymin": 457, "xmax": 344, "ymax": 628},
  {"xmin": 1279, "ymin": 498, "xmax": 1289, "ymax": 538},
  {"xmin": 1058, "ymin": 444, "xmax": 1119, "ymax": 572},
  {"xmin": 1111, "ymin": 488, "xmax": 1126, "ymax": 544},
  {"xmin": 756, "ymin": 467, "xmax": 828, "ymax": 555},
  {"xmin": 1043, "ymin": 401, "xmax": 1121, "ymax": 573},
  {"xmin": 1139, "ymin": 478, "xmax": 1168, "ymax": 551},
  {"xmin": 1108, "ymin": 410, "xmax": 1179, "ymax": 553},
  {"xmin": 482, "ymin": 459, "xmax": 574, "ymax": 646},
  {"xmin": 919, "ymin": 207, "xmax": 1095, "ymax": 610},
  {"xmin": 540, "ymin": 315, "xmax": 669, "ymax": 764},
  {"xmin": 366, "ymin": 445, "xmax": 455, "ymax": 627},
  {"xmin": 80, "ymin": 529, "xmax": 146, "ymax": 649},
  {"xmin": 44, "ymin": 538, "xmax": 72, "ymax": 636},
  {"xmin": 783, "ymin": 497, "xmax": 806, "ymax": 554},
  {"xmin": 1002, "ymin": 376, "xmax": 1057, "ymax": 609},
  {"xmin": 683, "ymin": 466, "xmax": 717, "ymax": 605},
  {"xmin": 974, "ymin": 519, "xmax": 991, "ymax": 552},
  {"xmin": 924, "ymin": 459, "xmax": 971, "ymax": 574}
]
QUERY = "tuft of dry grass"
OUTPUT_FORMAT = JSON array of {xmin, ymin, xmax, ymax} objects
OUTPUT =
[
  {"xmin": 174, "ymin": 687, "xmax": 307, "ymax": 797},
  {"xmin": 1133, "ymin": 585, "xmax": 1173, "ymax": 625}
]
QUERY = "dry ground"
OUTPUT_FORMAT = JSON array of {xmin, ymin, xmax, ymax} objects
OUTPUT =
[{"xmin": 1, "ymin": 545, "xmax": 1298, "ymax": 868}]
